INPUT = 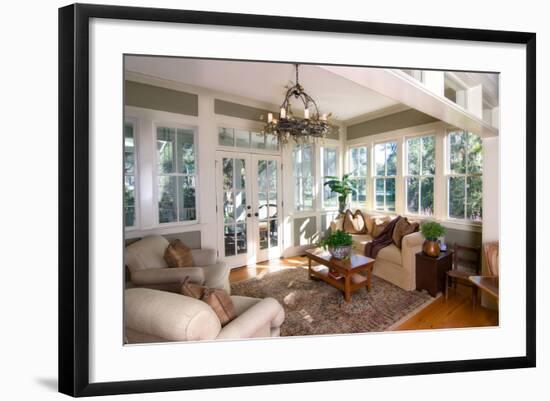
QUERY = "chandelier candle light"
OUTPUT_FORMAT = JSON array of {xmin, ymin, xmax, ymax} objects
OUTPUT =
[{"xmin": 262, "ymin": 64, "xmax": 337, "ymax": 144}]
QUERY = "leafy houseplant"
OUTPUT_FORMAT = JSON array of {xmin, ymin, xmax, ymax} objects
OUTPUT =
[
  {"xmin": 420, "ymin": 221, "xmax": 446, "ymax": 257},
  {"xmin": 319, "ymin": 230, "xmax": 353, "ymax": 260},
  {"xmin": 323, "ymin": 174, "xmax": 357, "ymax": 214}
]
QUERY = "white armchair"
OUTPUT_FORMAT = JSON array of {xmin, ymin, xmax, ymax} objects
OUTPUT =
[
  {"xmin": 125, "ymin": 235, "xmax": 230, "ymax": 293},
  {"xmin": 124, "ymin": 288, "xmax": 285, "ymax": 343}
]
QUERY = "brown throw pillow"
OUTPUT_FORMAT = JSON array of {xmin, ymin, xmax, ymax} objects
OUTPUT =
[
  {"xmin": 392, "ymin": 217, "xmax": 420, "ymax": 248},
  {"xmin": 371, "ymin": 216, "xmax": 391, "ymax": 238},
  {"xmin": 342, "ymin": 210, "xmax": 366, "ymax": 234},
  {"xmin": 181, "ymin": 278, "xmax": 236, "ymax": 326},
  {"xmin": 164, "ymin": 239, "xmax": 194, "ymax": 268}
]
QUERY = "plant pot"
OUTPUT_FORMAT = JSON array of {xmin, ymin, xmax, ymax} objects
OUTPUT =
[
  {"xmin": 328, "ymin": 245, "xmax": 352, "ymax": 260},
  {"xmin": 423, "ymin": 240, "xmax": 440, "ymax": 257}
]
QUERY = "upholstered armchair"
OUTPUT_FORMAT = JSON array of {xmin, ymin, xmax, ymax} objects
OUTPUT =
[
  {"xmin": 124, "ymin": 288, "xmax": 285, "ymax": 343},
  {"xmin": 125, "ymin": 235, "xmax": 230, "ymax": 293}
]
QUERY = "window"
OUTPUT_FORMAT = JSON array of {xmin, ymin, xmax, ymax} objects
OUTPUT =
[
  {"xmin": 293, "ymin": 144, "xmax": 314, "ymax": 211},
  {"xmin": 406, "ymin": 135, "xmax": 435, "ymax": 215},
  {"xmin": 348, "ymin": 146, "xmax": 368, "ymax": 206},
  {"xmin": 124, "ymin": 121, "xmax": 137, "ymax": 228},
  {"xmin": 218, "ymin": 127, "xmax": 278, "ymax": 150},
  {"xmin": 156, "ymin": 126, "xmax": 197, "ymax": 224},
  {"xmin": 374, "ymin": 141, "xmax": 397, "ymax": 211},
  {"xmin": 321, "ymin": 147, "xmax": 339, "ymax": 208},
  {"xmin": 447, "ymin": 130, "xmax": 483, "ymax": 221}
]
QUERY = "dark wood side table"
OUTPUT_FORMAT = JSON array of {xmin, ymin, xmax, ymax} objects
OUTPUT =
[{"xmin": 415, "ymin": 251, "xmax": 453, "ymax": 297}]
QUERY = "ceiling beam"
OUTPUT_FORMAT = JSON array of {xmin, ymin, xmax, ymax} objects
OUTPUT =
[{"xmin": 320, "ymin": 66, "xmax": 499, "ymax": 137}]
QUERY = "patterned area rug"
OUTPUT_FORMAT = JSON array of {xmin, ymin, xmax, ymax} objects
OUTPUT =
[{"xmin": 231, "ymin": 267, "xmax": 435, "ymax": 336}]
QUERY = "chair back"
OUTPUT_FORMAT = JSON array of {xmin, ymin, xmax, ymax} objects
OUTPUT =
[
  {"xmin": 125, "ymin": 235, "xmax": 170, "ymax": 272},
  {"xmin": 453, "ymin": 243, "xmax": 481, "ymax": 274},
  {"xmin": 483, "ymin": 242, "xmax": 499, "ymax": 277}
]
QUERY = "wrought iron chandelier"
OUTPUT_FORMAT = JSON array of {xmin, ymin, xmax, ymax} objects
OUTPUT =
[{"xmin": 262, "ymin": 64, "xmax": 336, "ymax": 144}]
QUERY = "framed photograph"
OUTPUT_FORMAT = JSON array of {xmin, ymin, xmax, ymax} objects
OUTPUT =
[{"xmin": 58, "ymin": 3, "xmax": 536, "ymax": 397}]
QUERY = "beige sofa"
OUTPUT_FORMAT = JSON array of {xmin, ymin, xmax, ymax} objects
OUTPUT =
[
  {"xmin": 125, "ymin": 235, "xmax": 230, "ymax": 293},
  {"xmin": 124, "ymin": 288, "xmax": 285, "ymax": 343},
  {"xmin": 331, "ymin": 212, "xmax": 424, "ymax": 291}
]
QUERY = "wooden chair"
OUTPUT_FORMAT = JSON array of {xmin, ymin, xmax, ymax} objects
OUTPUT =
[{"xmin": 445, "ymin": 244, "xmax": 481, "ymax": 306}]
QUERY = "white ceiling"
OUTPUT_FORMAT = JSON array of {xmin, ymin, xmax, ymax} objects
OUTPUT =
[{"xmin": 124, "ymin": 56, "xmax": 399, "ymax": 121}]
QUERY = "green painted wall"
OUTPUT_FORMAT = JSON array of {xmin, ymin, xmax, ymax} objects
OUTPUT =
[
  {"xmin": 347, "ymin": 109, "xmax": 438, "ymax": 140},
  {"xmin": 125, "ymin": 81, "xmax": 198, "ymax": 116}
]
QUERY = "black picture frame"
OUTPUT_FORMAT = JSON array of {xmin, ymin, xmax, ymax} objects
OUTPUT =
[{"xmin": 59, "ymin": 3, "xmax": 536, "ymax": 397}]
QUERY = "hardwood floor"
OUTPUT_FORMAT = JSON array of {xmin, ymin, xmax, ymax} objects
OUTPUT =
[{"xmin": 230, "ymin": 256, "xmax": 499, "ymax": 330}]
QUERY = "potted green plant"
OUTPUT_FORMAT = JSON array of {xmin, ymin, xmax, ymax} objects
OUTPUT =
[
  {"xmin": 420, "ymin": 221, "xmax": 446, "ymax": 257},
  {"xmin": 323, "ymin": 173, "xmax": 358, "ymax": 214},
  {"xmin": 319, "ymin": 230, "xmax": 353, "ymax": 260}
]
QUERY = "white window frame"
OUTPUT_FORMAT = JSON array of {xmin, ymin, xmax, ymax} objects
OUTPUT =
[
  {"xmin": 153, "ymin": 122, "xmax": 200, "ymax": 227},
  {"xmin": 446, "ymin": 129, "xmax": 483, "ymax": 222},
  {"xmin": 347, "ymin": 145, "xmax": 368, "ymax": 208},
  {"xmin": 293, "ymin": 143, "xmax": 315, "ymax": 212},
  {"xmin": 373, "ymin": 140, "xmax": 397, "ymax": 212},
  {"xmin": 320, "ymin": 145, "xmax": 340, "ymax": 210},
  {"xmin": 123, "ymin": 117, "xmax": 139, "ymax": 231},
  {"xmin": 405, "ymin": 134, "xmax": 435, "ymax": 216}
]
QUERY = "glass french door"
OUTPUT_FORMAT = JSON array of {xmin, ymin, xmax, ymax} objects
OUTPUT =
[{"xmin": 216, "ymin": 151, "xmax": 282, "ymax": 268}]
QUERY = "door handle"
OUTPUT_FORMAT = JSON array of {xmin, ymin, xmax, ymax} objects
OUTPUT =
[
  {"xmin": 247, "ymin": 213, "xmax": 252, "ymax": 218},
  {"xmin": 254, "ymin": 212, "xmax": 259, "ymax": 217}
]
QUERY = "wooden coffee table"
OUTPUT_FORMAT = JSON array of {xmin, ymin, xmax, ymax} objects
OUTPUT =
[{"xmin": 305, "ymin": 247, "xmax": 375, "ymax": 302}]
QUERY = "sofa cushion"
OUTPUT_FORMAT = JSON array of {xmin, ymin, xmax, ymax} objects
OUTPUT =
[
  {"xmin": 181, "ymin": 278, "xmax": 236, "ymax": 326},
  {"xmin": 350, "ymin": 234, "xmax": 373, "ymax": 251},
  {"xmin": 343, "ymin": 210, "xmax": 366, "ymax": 234},
  {"xmin": 377, "ymin": 244, "xmax": 402, "ymax": 265},
  {"xmin": 125, "ymin": 235, "xmax": 170, "ymax": 272},
  {"xmin": 164, "ymin": 239, "xmax": 195, "ymax": 268},
  {"xmin": 392, "ymin": 217, "xmax": 420, "ymax": 248},
  {"xmin": 371, "ymin": 216, "xmax": 392, "ymax": 238}
]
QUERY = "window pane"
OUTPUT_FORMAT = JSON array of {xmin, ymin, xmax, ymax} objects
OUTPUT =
[
  {"xmin": 375, "ymin": 178, "xmax": 385, "ymax": 210},
  {"xmin": 224, "ymin": 225, "xmax": 235, "ymax": 256},
  {"xmin": 157, "ymin": 127, "xmax": 176, "ymax": 173},
  {"xmin": 251, "ymin": 132, "xmax": 266, "ymax": 149},
  {"xmin": 303, "ymin": 176, "xmax": 313, "ymax": 210},
  {"xmin": 467, "ymin": 176, "xmax": 483, "ymax": 221},
  {"xmin": 268, "ymin": 160, "xmax": 277, "ymax": 193},
  {"xmin": 407, "ymin": 177, "xmax": 419, "ymax": 214},
  {"xmin": 302, "ymin": 145, "xmax": 312, "ymax": 176},
  {"xmin": 259, "ymin": 222, "xmax": 268, "ymax": 250},
  {"xmin": 235, "ymin": 129, "xmax": 250, "ymax": 148},
  {"xmin": 236, "ymin": 223, "xmax": 247, "ymax": 254},
  {"xmin": 323, "ymin": 185, "xmax": 338, "ymax": 208},
  {"xmin": 449, "ymin": 176, "xmax": 465, "ymax": 219},
  {"xmin": 223, "ymin": 191, "xmax": 234, "ymax": 223},
  {"xmin": 265, "ymin": 135, "xmax": 279, "ymax": 150},
  {"xmin": 352, "ymin": 177, "xmax": 366, "ymax": 204},
  {"xmin": 386, "ymin": 142, "xmax": 397, "ymax": 176},
  {"xmin": 269, "ymin": 220, "xmax": 278, "ymax": 247},
  {"xmin": 467, "ymin": 133, "xmax": 483, "ymax": 174},
  {"xmin": 158, "ymin": 176, "xmax": 177, "ymax": 223},
  {"xmin": 450, "ymin": 131, "xmax": 466, "ymax": 174},
  {"xmin": 323, "ymin": 147, "xmax": 337, "ymax": 177},
  {"xmin": 422, "ymin": 136, "xmax": 436, "ymax": 175},
  {"xmin": 235, "ymin": 190, "xmax": 247, "ymax": 222},
  {"xmin": 178, "ymin": 176, "xmax": 196, "ymax": 221},
  {"xmin": 218, "ymin": 127, "xmax": 234, "ymax": 146},
  {"xmin": 375, "ymin": 144, "xmax": 386, "ymax": 176},
  {"xmin": 407, "ymin": 137, "xmax": 420, "ymax": 176},
  {"xmin": 268, "ymin": 191, "xmax": 278, "ymax": 218},
  {"xmin": 124, "ymin": 175, "xmax": 135, "ymax": 227},
  {"xmin": 257, "ymin": 160, "xmax": 267, "ymax": 193},
  {"xmin": 124, "ymin": 123, "xmax": 135, "ymax": 175},
  {"xmin": 234, "ymin": 158, "xmax": 246, "ymax": 190},
  {"xmin": 420, "ymin": 177, "xmax": 434, "ymax": 215},
  {"xmin": 222, "ymin": 158, "xmax": 233, "ymax": 191},
  {"xmin": 177, "ymin": 129, "xmax": 195, "ymax": 174},
  {"xmin": 258, "ymin": 191, "xmax": 268, "ymax": 219},
  {"xmin": 386, "ymin": 178, "xmax": 396, "ymax": 211}
]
